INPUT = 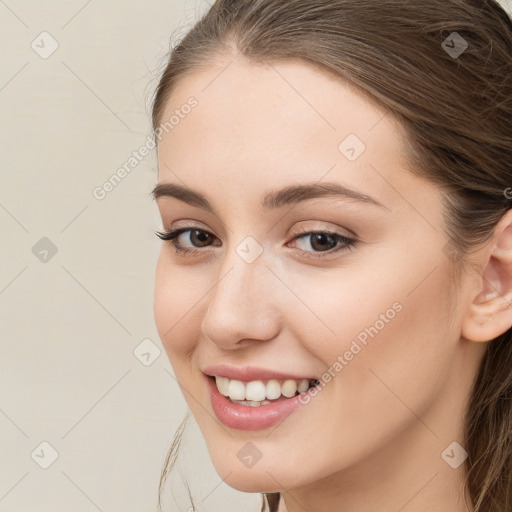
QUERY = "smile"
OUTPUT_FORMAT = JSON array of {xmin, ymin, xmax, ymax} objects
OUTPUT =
[
  {"xmin": 214, "ymin": 376, "xmax": 319, "ymax": 406},
  {"xmin": 203, "ymin": 366, "xmax": 322, "ymax": 430}
]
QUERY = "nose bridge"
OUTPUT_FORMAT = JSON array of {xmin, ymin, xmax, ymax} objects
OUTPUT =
[{"xmin": 202, "ymin": 239, "xmax": 281, "ymax": 346}]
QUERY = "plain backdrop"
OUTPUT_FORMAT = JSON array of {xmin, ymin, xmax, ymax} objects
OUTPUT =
[
  {"xmin": 0, "ymin": 1, "xmax": 259, "ymax": 511},
  {"xmin": 2, "ymin": 1, "xmax": 512, "ymax": 511}
]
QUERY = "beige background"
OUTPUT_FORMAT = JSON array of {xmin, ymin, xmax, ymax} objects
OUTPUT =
[
  {"xmin": 2, "ymin": 1, "xmax": 512, "ymax": 511},
  {"xmin": 0, "ymin": 1, "xmax": 259, "ymax": 511}
]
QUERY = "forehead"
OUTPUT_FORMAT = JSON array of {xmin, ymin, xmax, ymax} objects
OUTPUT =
[{"xmin": 156, "ymin": 56, "xmax": 424, "ymax": 211}]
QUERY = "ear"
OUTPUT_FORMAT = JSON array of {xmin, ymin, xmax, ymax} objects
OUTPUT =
[{"xmin": 462, "ymin": 209, "xmax": 512, "ymax": 343}]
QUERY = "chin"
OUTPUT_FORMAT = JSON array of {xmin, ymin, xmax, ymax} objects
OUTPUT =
[
  {"xmin": 208, "ymin": 453, "xmax": 298, "ymax": 493},
  {"xmin": 222, "ymin": 472, "xmax": 285, "ymax": 494}
]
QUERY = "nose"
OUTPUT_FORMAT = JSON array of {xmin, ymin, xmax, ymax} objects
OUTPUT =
[{"xmin": 201, "ymin": 247, "xmax": 282, "ymax": 350}]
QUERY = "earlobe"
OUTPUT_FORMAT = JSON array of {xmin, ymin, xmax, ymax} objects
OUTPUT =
[{"xmin": 461, "ymin": 211, "xmax": 512, "ymax": 343}]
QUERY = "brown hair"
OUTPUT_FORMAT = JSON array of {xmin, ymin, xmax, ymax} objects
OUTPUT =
[{"xmin": 151, "ymin": 1, "xmax": 512, "ymax": 511}]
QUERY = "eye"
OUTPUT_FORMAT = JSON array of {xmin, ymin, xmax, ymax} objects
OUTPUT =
[
  {"xmin": 155, "ymin": 226, "xmax": 356, "ymax": 259},
  {"xmin": 155, "ymin": 227, "xmax": 219, "ymax": 256},
  {"xmin": 287, "ymin": 228, "xmax": 356, "ymax": 259}
]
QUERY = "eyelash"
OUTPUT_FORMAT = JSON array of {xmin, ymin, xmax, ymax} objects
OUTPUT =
[{"xmin": 155, "ymin": 226, "xmax": 356, "ymax": 260}]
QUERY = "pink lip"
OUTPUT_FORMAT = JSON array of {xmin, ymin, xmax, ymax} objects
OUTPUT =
[
  {"xmin": 202, "ymin": 364, "xmax": 316, "ymax": 382},
  {"xmin": 206, "ymin": 374, "xmax": 316, "ymax": 431}
]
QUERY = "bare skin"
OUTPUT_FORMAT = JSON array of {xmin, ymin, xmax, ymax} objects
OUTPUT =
[{"xmin": 153, "ymin": 54, "xmax": 512, "ymax": 512}]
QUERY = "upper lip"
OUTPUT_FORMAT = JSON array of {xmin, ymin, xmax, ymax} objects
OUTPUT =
[{"xmin": 203, "ymin": 364, "xmax": 316, "ymax": 382}]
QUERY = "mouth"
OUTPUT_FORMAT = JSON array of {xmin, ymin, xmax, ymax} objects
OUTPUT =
[
  {"xmin": 205, "ymin": 371, "xmax": 322, "ymax": 430},
  {"xmin": 209, "ymin": 375, "xmax": 321, "ymax": 407},
  {"xmin": 203, "ymin": 364, "xmax": 322, "ymax": 430}
]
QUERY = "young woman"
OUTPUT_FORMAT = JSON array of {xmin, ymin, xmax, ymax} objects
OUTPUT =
[{"xmin": 150, "ymin": 1, "xmax": 512, "ymax": 511}]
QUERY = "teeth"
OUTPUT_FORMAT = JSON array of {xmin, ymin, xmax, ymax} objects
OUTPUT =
[
  {"xmin": 297, "ymin": 379, "xmax": 309, "ymax": 393},
  {"xmin": 266, "ymin": 379, "xmax": 281, "ymax": 400},
  {"xmin": 231, "ymin": 399, "xmax": 272, "ymax": 407},
  {"xmin": 281, "ymin": 380, "xmax": 298, "ymax": 397},
  {"xmin": 216, "ymin": 376, "xmax": 230, "ymax": 397},
  {"xmin": 246, "ymin": 380, "xmax": 266, "ymax": 401},
  {"xmin": 228, "ymin": 379, "xmax": 245, "ymax": 400},
  {"xmin": 215, "ymin": 376, "xmax": 313, "ymax": 404}
]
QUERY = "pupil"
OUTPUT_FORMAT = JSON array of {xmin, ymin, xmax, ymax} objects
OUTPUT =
[
  {"xmin": 192, "ymin": 230, "xmax": 210, "ymax": 247},
  {"xmin": 311, "ymin": 233, "xmax": 335, "ymax": 252}
]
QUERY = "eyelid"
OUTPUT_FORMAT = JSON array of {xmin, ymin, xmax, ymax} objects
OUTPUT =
[
  {"xmin": 155, "ymin": 224, "xmax": 353, "ymax": 243},
  {"xmin": 286, "ymin": 227, "xmax": 356, "ymax": 258},
  {"xmin": 289, "ymin": 224, "xmax": 355, "ymax": 242},
  {"xmin": 155, "ymin": 224, "xmax": 357, "ymax": 261}
]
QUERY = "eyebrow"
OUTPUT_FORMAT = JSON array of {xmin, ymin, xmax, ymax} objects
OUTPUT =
[{"xmin": 151, "ymin": 181, "xmax": 386, "ymax": 212}]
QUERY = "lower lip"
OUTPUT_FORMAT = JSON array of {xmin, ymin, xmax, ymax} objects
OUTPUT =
[{"xmin": 207, "ymin": 375, "xmax": 314, "ymax": 431}]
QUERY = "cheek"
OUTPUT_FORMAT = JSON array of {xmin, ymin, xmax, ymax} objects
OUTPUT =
[
  {"xmin": 291, "ymin": 247, "xmax": 456, "ymax": 406},
  {"xmin": 295, "ymin": 241, "xmax": 453, "ymax": 361},
  {"xmin": 251, "ymin": 263, "xmax": 457, "ymax": 480},
  {"xmin": 153, "ymin": 255, "xmax": 207, "ymax": 361},
  {"xmin": 305, "ymin": 257, "xmax": 456, "ymax": 426}
]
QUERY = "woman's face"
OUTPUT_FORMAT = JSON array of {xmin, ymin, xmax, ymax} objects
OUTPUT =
[{"xmin": 153, "ymin": 57, "xmax": 484, "ymax": 495}]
